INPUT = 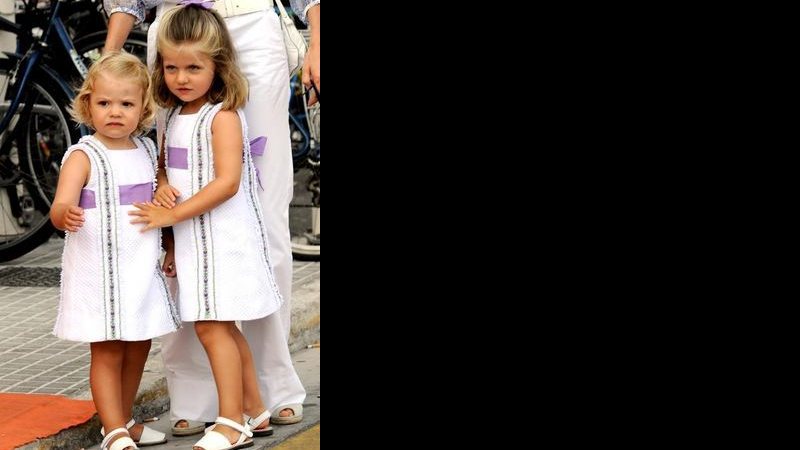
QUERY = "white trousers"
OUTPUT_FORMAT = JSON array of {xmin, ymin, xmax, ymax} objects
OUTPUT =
[{"xmin": 149, "ymin": 7, "xmax": 306, "ymax": 421}]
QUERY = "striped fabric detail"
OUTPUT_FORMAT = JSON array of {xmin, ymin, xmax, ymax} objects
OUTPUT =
[{"xmin": 77, "ymin": 136, "xmax": 122, "ymax": 340}]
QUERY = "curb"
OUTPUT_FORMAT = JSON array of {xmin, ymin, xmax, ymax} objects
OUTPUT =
[{"xmin": 17, "ymin": 288, "xmax": 319, "ymax": 450}]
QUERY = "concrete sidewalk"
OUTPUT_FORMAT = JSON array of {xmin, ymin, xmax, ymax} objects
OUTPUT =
[
  {"xmin": 84, "ymin": 346, "xmax": 320, "ymax": 450},
  {"xmin": 0, "ymin": 238, "xmax": 320, "ymax": 450}
]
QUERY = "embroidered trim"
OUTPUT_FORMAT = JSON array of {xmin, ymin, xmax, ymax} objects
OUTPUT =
[
  {"xmin": 166, "ymin": 104, "xmax": 219, "ymax": 320},
  {"xmin": 155, "ymin": 263, "xmax": 181, "ymax": 328},
  {"xmin": 78, "ymin": 136, "xmax": 122, "ymax": 340}
]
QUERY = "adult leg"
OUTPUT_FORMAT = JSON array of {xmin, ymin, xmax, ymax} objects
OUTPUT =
[{"xmin": 230, "ymin": 10, "xmax": 307, "ymax": 421}]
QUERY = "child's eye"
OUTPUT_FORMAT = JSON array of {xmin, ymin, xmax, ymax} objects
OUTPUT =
[
  {"xmin": 123, "ymin": 102, "xmax": 134, "ymax": 107},
  {"xmin": 98, "ymin": 101, "xmax": 109, "ymax": 106},
  {"xmin": 165, "ymin": 66, "xmax": 176, "ymax": 72},
  {"xmin": 189, "ymin": 65, "xmax": 201, "ymax": 71}
]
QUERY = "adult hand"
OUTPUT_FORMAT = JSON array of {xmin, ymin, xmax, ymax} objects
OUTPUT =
[
  {"xmin": 302, "ymin": 3, "xmax": 320, "ymax": 106},
  {"xmin": 302, "ymin": 43, "xmax": 320, "ymax": 106}
]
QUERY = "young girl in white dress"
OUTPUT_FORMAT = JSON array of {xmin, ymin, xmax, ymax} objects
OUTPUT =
[
  {"xmin": 129, "ymin": 4, "xmax": 283, "ymax": 450},
  {"xmin": 51, "ymin": 52, "xmax": 180, "ymax": 450}
]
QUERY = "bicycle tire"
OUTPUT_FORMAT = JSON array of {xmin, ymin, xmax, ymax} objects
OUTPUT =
[
  {"xmin": 0, "ymin": 59, "xmax": 77, "ymax": 262},
  {"xmin": 74, "ymin": 30, "xmax": 149, "ymax": 67},
  {"xmin": 290, "ymin": 166, "xmax": 320, "ymax": 261},
  {"xmin": 287, "ymin": 75, "xmax": 320, "ymax": 261},
  {"xmin": 19, "ymin": 30, "xmax": 149, "ymax": 210}
]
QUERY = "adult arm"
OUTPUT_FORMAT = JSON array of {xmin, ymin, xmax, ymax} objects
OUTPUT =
[
  {"xmin": 290, "ymin": 0, "xmax": 320, "ymax": 103},
  {"xmin": 289, "ymin": 0, "xmax": 319, "ymax": 25},
  {"xmin": 102, "ymin": 0, "xmax": 161, "ymax": 53}
]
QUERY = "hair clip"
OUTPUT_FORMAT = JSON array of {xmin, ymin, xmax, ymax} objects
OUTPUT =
[{"xmin": 178, "ymin": 0, "xmax": 214, "ymax": 9}]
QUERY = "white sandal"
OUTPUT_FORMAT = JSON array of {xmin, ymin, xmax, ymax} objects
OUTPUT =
[
  {"xmin": 101, "ymin": 428, "xmax": 137, "ymax": 450},
  {"xmin": 193, "ymin": 416, "xmax": 253, "ymax": 450},
  {"xmin": 245, "ymin": 410, "xmax": 273, "ymax": 437},
  {"xmin": 101, "ymin": 419, "xmax": 167, "ymax": 446}
]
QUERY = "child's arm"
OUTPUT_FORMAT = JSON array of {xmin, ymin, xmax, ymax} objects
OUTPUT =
[
  {"xmin": 154, "ymin": 134, "xmax": 181, "ymax": 209},
  {"xmin": 130, "ymin": 111, "xmax": 244, "ymax": 231},
  {"xmin": 50, "ymin": 151, "xmax": 90, "ymax": 232}
]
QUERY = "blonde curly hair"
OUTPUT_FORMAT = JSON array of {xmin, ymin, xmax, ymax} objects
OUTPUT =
[{"xmin": 70, "ymin": 51, "xmax": 155, "ymax": 136}]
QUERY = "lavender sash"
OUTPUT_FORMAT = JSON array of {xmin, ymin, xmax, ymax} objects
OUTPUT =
[
  {"xmin": 79, "ymin": 182, "xmax": 153, "ymax": 209},
  {"xmin": 169, "ymin": 138, "xmax": 266, "ymax": 190}
]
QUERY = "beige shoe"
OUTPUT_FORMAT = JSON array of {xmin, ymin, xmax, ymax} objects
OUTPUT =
[
  {"xmin": 171, "ymin": 419, "xmax": 207, "ymax": 436},
  {"xmin": 270, "ymin": 404, "xmax": 303, "ymax": 425}
]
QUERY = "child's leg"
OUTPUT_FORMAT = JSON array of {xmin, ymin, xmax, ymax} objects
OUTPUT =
[
  {"xmin": 230, "ymin": 324, "xmax": 268, "ymax": 429},
  {"xmin": 120, "ymin": 340, "xmax": 152, "ymax": 439},
  {"xmin": 194, "ymin": 321, "xmax": 246, "ymax": 446},
  {"xmin": 90, "ymin": 341, "xmax": 134, "ymax": 449}
]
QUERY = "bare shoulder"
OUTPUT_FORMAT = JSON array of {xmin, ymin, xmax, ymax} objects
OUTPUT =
[
  {"xmin": 211, "ymin": 110, "xmax": 241, "ymax": 132},
  {"xmin": 64, "ymin": 148, "xmax": 90, "ymax": 166}
]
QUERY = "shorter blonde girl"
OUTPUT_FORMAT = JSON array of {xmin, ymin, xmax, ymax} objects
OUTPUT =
[{"xmin": 70, "ymin": 51, "xmax": 155, "ymax": 136}]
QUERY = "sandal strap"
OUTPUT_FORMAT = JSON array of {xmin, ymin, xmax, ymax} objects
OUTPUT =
[
  {"xmin": 101, "ymin": 428, "xmax": 132, "ymax": 450},
  {"xmin": 214, "ymin": 416, "xmax": 252, "ymax": 438},
  {"xmin": 245, "ymin": 409, "xmax": 271, "ymax": 429},
  {"xmin": 109, "ymin": 436, "xmax": 137, "ymax": 450},
  {"xmin": 194, "ymin": 430, "xmax": 232, "ymax": 450},
  {"xmin": 100, "ymin": 418, "xmax": 138, "ymax": 437},
  {"xmin": 140, "ymin": 424, "xmax": 167, "ymax": 443},
  {"xmin": 108, "ymin": 436, "xmax": 139, "ymax": 450}
]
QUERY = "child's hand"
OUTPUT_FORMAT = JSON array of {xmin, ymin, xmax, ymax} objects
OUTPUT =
[
  {"xmin": 62, "ymin": 206, "xmax": 85, "ymax": 232},
  {"xmin": 129, "ymin": 202, "xmax": 177, "ymax": 231},
  {"xmin": 154, "ymin": 184, "xmax": 181, "ymax": 209},
  {"xmin": 162, "ymin": 250, "xmax": 177, "ymax": 278}
]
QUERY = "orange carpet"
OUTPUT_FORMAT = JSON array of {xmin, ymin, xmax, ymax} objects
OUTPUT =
[{"xmin": 0, "ymin": 393, "xmax": 96, "ymax": 450}]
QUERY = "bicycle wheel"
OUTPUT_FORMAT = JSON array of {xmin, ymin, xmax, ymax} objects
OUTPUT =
[
  {"xmin": 290, "ymin": 165, "xmax": 320, "ymax": 261},
  {"xmin": 288, "ymin": 75, "xmax": 320, "ymax": 261},
  {"xmin": 0, "ymin": 59, "xmax": 78, "ymax": 262},
  {"xmin": 74, "ymin": 30, "xmax": 149, "ymax": 67}
]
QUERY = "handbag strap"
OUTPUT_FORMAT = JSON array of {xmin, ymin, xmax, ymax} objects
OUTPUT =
[{"xmin": 275, "ymin": 0, "xmax": 291, "ymax": 20}]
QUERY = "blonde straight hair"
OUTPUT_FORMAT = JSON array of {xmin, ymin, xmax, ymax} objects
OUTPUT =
[{"xmin": 152, "ymin": 5, "xmax": 248, "ymax": 111}]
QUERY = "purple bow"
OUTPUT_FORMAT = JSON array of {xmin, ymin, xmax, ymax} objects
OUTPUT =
[
  {"xmin": 178, "ymin": 0, "xmax": 214, "ymax": 10},
  {"xmin": 250, "ymin": 136, "xmax": 267, "ymax": 190}
]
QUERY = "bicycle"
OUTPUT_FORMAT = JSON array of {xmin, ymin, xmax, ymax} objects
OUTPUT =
[
  {"xmin": 288, "ymin": 72, "xmax": 320, "ymax": 261},
  {"xmin": 0, "ymin": 0, "xmax": 147, "ymax": 261}
]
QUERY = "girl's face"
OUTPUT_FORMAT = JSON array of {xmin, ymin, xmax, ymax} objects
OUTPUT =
[
  {"xmin": 89, "ymin": 73, "xmax": 143, "ymax": 145},
  {"xmin": 161, "ymin": 44, "xmax": 216, "ymax": 113}
]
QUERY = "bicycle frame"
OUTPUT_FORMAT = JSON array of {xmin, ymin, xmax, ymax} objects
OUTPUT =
[{"xmin": 0, "ymin": 0, "xmax": 87, "ymax": 140}]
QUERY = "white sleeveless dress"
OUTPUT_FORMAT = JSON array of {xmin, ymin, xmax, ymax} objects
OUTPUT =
[
  {"xmin": 54, "ymin": 135, "xmax": 181, "ymax": 343},
  {"xmin": 165, "ymin": 103, "xmax": 283, "ymax": 322}
]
